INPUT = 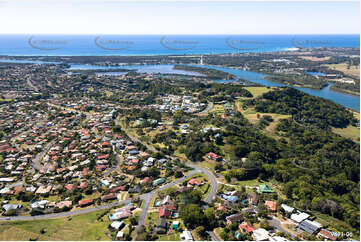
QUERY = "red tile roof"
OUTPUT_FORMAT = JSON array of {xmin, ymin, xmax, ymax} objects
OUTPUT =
[
  {"xmin": 265, "ymin": 200, "xmax": 277, "ymax": 211},
  {"xmin": 188, "ymin": 179, "xmax": 203, "ymax": 186},
  {"xmin": 109, "ymin": 186, "xmax": 125, "ymax": 193},
  {"xmin": 239, "ymin": 222, "xmax": 256, "ymax": 233},
  {"xmin": 318, "ymin": 229, "xmax": 337, "ymax": 241},
  {"xmin": 159, "ymin": 207, "xmax": 172, "ymax": 218},
  {"xmin": 141, "ymin": 177, "xmax": 152, "ymax": 183},
  {"xmin": 101, "ymin": 193, "xmax": 117, "ymax": 201},
  {"xmin": 207, "ymin": 152, "xmax": 221, "ymax": 160},
  {"xmin": 78, "ymin": 182, "xmax": 88, "ymax": 189},
  {"xmin": 78, "ymin": 198, "xmax": 93, "ymax": 207},
  {"xmin": 65, "ymin": 184, "xmax": 76, "ymax": 190},
  {"xmin": 101, "ymin": 141, "xmax": 111, "ymax": 147}
]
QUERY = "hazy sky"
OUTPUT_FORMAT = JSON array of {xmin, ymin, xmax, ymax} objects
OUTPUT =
[{"xmin": 0, "ymin": 0, "xmax": 359, "ymax": 34}]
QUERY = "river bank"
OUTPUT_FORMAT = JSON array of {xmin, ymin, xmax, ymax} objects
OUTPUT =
[{"xmin": 329, "ymin": 86, "xmax": 360, "ymax": 97}]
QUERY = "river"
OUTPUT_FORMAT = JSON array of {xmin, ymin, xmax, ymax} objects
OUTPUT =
[{"xmin": 0, "ymin": 59, "xmax": 359, "ymax": 111}]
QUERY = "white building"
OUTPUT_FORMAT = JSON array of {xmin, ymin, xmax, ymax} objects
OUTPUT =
[
  {"xmin": 180, "ymin": 230, "xmax": 193, "ymax": 241},
  {"xmin": 252, "ymin": 228, "xmax": 270, "ymax": 241},
  {"xmin": 110, "ymin": 221, "xmax": 124, "ymax": 230},
  {"xmin": 270, "ymin": 236, "xmax": 289, "ymax": 241},
  {"xmin": 290, "ymin": 211, "xmax": 310, "ymax": 223},
  {"xmin": 281, "ymin": 204, "xmax": 295, "ymax": 213}
]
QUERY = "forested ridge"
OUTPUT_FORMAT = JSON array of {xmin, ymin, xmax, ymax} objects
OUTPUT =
[
  {"xmin": 174, "ymin": 88, "xmax": 359, "ymax": 230},
  {"xmin": 247, "ymin": 87, "xmax": 357, "ymax": 129}
]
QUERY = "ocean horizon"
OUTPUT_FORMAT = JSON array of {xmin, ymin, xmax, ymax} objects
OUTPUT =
[{"xmin": 0, "ymin": 34, "xmax": 359, "ymax": 56}]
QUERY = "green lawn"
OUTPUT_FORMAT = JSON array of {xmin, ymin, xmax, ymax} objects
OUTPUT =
[
  {"xmin": 146, "ymin": 211, "xmax": 159, "ymax": 227},
  {"xmin": 332, "ymin": 125, "xmax": 360, "ymax": 142},
  {"xmin": 244, "ymin": 86, "xmax": 271, "ymax": 97},
  {"xmin": 0, "ymin": 210, "xmax": 112, "ymax": 241},
  {"xmin": 210, "ymin": 104, "xmax": 225, "ymax": 114},
  {"xmin": 194, "ymin": 160, "xmax": 216, "ymax": 170},
  {"xmin": 157, "ymin": 232, "xmax": 181, "ymax": 241}
]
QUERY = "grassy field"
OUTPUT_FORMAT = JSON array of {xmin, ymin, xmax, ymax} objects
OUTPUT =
[
  {"xmin": 300, "ymin": 56, "xmax": 331, "ymax": 62},
  {"xmin": 146, "ymin": 211, "xmax": 159, "ymax": 227},
  {"xmin": 210, "ymin": 104, "xmax": 225, "ymax": 115},
  {"xmin": 332, "ymin": 125, "xmax": 360, "ymax": 142},
  {"xmin": 244, "ymin": 86, "xmax": 271, "ymax": 97},
  {"xmin": 324, "ymin": 63, "xmax": 360, "ymax": 78},
  {"xmin": 194, "ymin": 160, "xmax": 217, "ymax": 170},
  {"xmin": 235, "ymin": 99, "xmax": 291, "ymax": 136},
  {"xmin": 0, "ymin": 210, "xmax": 111, "ymax": 241},
  {"xmin": 157, "ymin": 233, "xmax": 181, "ymax": 241}
]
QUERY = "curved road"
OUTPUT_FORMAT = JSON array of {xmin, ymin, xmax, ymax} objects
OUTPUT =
[
  {"xmin": 118, "ymin": 117, "xmax": 219, "ymax": 240},
  {"xmin": 1, "ymin": 110, "xmax": 220, "ymax": 241},
  {"xmin": 198, "ymin": 102, "xmax": 214, "ymax": 115},
  {"xmin": 0, "ymin": 169, "xmax": 203, "ymax": 222}
]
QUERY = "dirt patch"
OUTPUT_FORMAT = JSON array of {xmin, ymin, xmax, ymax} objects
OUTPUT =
[{"xmin": 300, "ymin": 56, "xmax": 331, "ymax": 61}]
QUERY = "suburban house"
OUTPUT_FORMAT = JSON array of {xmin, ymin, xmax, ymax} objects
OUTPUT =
[
  {"xmin": 239, "ymin": 221, "xmax": 256, "ymax": 233},
  {"xmin": 153, "ymin": 178, "xmax": 166, "ymax": 186},
  {"xmin": 188, "ymin": 178, "xmax": 203, "ymax": 186},
  {"xmin": 265, "ymin": 200, "xmax": 277, "ymax": 211},
  {"xmin": 318, "ymin": 229, "xmax": 337, "ymax": 241},
  {"xmin": 206, "ymin": 152, "xmax": 222, "ymax": 161},
  {"xmin": 290, "ymin": 211, "xmax": 310, "ymax": 223},
  {"xmin": 253, "ymin": 228, "xmax": 270, "ymax": 241},
  {"xmin": 257, "ymin": 184, "xmax": 274, "ymax": 194},
  {"xmin": 78, "ymin": 198, "xmax": 93, "ymax": 207},
  {"xmin": 226, "ymin": 213, "xmax": 244, "ymax": 225},
  {"xmin": 109, "ymin": 221, "xmax": 124, "ymax": 231},
  {"xmin": 2, "ymin": 204, "xmax": 22, "ymax": 212},
  {"xmin": 159, "ymin": 207, "xmax": 172, "ymax": 218},
  {"xmin": 281, "ymin": 204, "xmax": 294, "ymax": 213},
  {"xmin": 101, "ymin": 193, "xmax": 117, "ymax": 202},
  {"xmin": 180, "ymin": 229, "xmax": 194, "ymax": 241},
  {"xmin": 247, "ymin": 193, "xmax": 259, "ymax": 205},
  {"xmin": 221, "ymin": 194, "xmax": 238, "ymax": 203}
]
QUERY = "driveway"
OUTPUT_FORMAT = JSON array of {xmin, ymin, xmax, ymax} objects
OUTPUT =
[{"xmin": 269, "ymin": 216, "xmax": 297, "ymax": 239}]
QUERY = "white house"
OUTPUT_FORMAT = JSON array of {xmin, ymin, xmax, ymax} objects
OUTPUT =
[
  {"xmin": 116, "ymin": 231, "xmax": 124, "ymax": 239},
  {"xmin": 110, "ymin": 221, "xmax": 124, "ymax": 230},
  {"xmin": 252, "ymin": 228, "xmax": 270, "ymax": 241},
  {"xmin": 281, "ymin": 204, "xmax": 295, "ymax": 213},
  {"xmin": 291, "ymin": 211, "xmax": 310, "ymax": 223},
  {"xmin": 180, "ymin": 230, "xmax": 193, "ymax": 241},
  {"xmin": 146, "ymin": 157, "xmax": 156, "ymax": 167}
]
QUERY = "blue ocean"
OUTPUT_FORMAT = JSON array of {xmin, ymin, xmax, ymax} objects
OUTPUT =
[{"xmin": 0, "ymin": 34, "xmax": 359, "ymax": 56}]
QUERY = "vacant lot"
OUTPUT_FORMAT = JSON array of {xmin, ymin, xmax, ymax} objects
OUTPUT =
[
  {"xmin": 324, "ymin": 63, "xmax": 360, "ymax": 78},
  {"xmin": 244, "ymin": 86, "xmax": 271, "ymax": 97},
  {"xmin": 210, "ymin": 104, "xmax": 225, "ymax": 114},
  {"xmin": 332, "ymin": 125, "xmax": 360, "ymax": 143},
  {"xmin": 0, "ymin": 210, "xmax": 111, "ymax": 241},
  {"xmin": 300, "ymin": 56, "xmax": 331, "ymax": 61}
]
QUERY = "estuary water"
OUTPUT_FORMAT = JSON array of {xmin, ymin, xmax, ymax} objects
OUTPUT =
[{"xmin": 0, "ymin": 59, "xmax": 358, "ymax": 111}]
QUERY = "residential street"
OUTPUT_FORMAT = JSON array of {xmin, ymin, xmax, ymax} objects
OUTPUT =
[
  {"xmin": 198, "ymin": 102, "xmax": 214, "ymax": 114},
  {"xmin": 269, "ymin": 216, "xmax": 297, "ymax": 239},
  {"xmin": 1, "ymin": 105, "xmax": 220, "ymax": 241}
]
